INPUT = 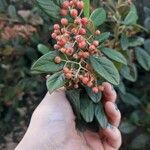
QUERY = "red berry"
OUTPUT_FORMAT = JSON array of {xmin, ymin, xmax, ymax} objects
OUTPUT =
[
  {"xmin": 77, "ymin": 1, "xmax": 84, "ymax": 9},
  {"xmin": 78, "ymin": 41, "xmax": 87, "ymax": 49},
  {"xmin": 93, "ymin": 40, "xmax": 99, "ymax": 47},
  {"xmin": 87, "ymin": 82, "xmax": 93, "ymax": 87},
  {"xmin": 58, "ymin": 39, "xmax": 67, "ymax": 46},
  {"xmin": 54, "ymin": 29, "xmax": 60, "ymax": 34},
  {"xmin": 75, "ymin": 35, "xmax": 83, "ymax": 43},
  {"xmin": 62, "ymin": 1, "xmax": 70, "ymax": 9},
  {"xmin": 53, "ymin": 24, "xmax": 60, "ymax": 30},
  {"xmin": 95, "ymin": 30, "xmax": 101, "ymax": 35},
  {"xmin": 60, "ymin": 9, "xmax": 68, "ymax": 16},
  {"xmin": 92, "ymin": 87, "xmax": 99, "ymax": 93},
  {"xmin": 82, "ymin": 77, "xmax": 89, "ymax": 84},
  {"xmin": 54, "ymin": 56, "xmax": 61, "ymax": 64},
  {"xmin": 79, "ymin": 75, "xmax": 83, "ymax": 80},
  {"xmin": 83, "ymin": 52, "xmax": 89, "ymax": 58},
  {"xmin": 65, "ymin": 73, "xmax": 72, "ymax": 79},
  {"xmin": 81, "ymin": 17, "xmax": 88, "ymax": 26},
  {"xmin": 61, "ymin": 18, "xmax": 68, "ymax": 26},
  {"xmin": 70, "ymin": 9, "xmax": 78, "ymax": 18},
  {"xmin": 66, "ymin": 47, "xmax": 74, "ymax": 55},
  {"xmin": 51, "ymin": 33, "xmax": 57, "ymax": 39},
  {"xmin": 79, "ymin": 28, "xmax": 86, "ymax": 35},
  {"xmin": 89, "ymin": 45, "xmax": 96, "ymax": 51},
  {"xmin": 63, "ymin": 67, "xmax": 70, "ymax": 73},
  {"xmin": 54, "ymin": 44, "xmax": 60, "ymax": 49},
  {"xmin": 74, "ymin": 17, "xmax": 81, "ymax": 24},
  {"xmin": 71, "ymin": 28, "xmax": 78, "ymax": 34}
]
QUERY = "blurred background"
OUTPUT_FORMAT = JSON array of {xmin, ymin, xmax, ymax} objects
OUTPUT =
[{"xmin": 0, "ymin": 0, "xmax": 150, "ymax": 149}]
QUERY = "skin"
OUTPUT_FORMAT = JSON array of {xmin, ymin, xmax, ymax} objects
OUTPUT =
[{"xmin": 15, "ymin": 82, "xmax": 121, "ymax": 150}]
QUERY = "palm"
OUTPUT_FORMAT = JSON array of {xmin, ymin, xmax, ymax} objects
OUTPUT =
[{"xmin": 16, "ymin": 83, "xmax": 121, "ymax": 150}]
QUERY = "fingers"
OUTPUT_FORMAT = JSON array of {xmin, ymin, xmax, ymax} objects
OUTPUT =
[
  {"xmin": 102, "ymin": 82, "xmax": 117, "ymax": 103},
  {"xmin": 100, "ymin": 124, "xmax": 122, "ymax": 150},
  {"xmin": 104, "ymin": 102, "xmax": 121, "ymax": 127}
]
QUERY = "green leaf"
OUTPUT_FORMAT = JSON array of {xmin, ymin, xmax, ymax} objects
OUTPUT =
[
  {"xmin": 117, "ymin": 80, "xmax": 126, "ymax": 94},
  {"xmin": 90, "ymin": 8, "xmax": 106, "ymax": 26},
  {"xmin": 101, "ymin": 48, "xmax": 127, "ymax": 65},
  {"xmin": 144, "ymin": 39, "xmax": 150, "ymax": 55},
  {"xmin": 37, "ymin": 44, "xmax": 50, "ymax": 55},
  {"xmin": 31, "ymin": 51, "xmax": 65, "ymax": 73},
  {"xmin": 66, "ymin": 89, "xmax": 80, "ymax": 117},
  {"xmin": 120, "ymin": 64, "xmax": 137, "ymax": 82},
  {"xmin": 46, "ymin": 71, "xmax": 65, "ymax": 93},
  {"xmin": 37, "ymin": 0, "xmax": 61, "ymax": 19},
  {"xmin": 119, "ymin": 92, "xmax": 141, "ymax": 107},
  {"xmin": 135, "ymin": 47, "xmax": 150, "ymax": 71},
  {"xmin": 85, "ymin": 86, "xmax": 102, "ymax": 103},
  {"xmin": 95, "ymin": 104, "xmax": 108, "ymax": 129},
  {"xmin": 90, "ymin": 56, "xmax": 120, "ymax": 85},
  {"xmin": 83, "ymin": 0, "xmax": 90, "ymax": 18},
  {"xmin": 123, "ymin": 4, "xmax": 138, "ymax": 25},
  {"xmin": 120, "ymin": 34, "xmax": 129, "ymax": 50},
  {"xmin": 119, "ymin": 121, "xmax": 136, "ymax": 134},
  {"xmin": 80, "ymin": 94, "xmax": 94, "ymax": 122},
  {"xmin": 129, "ymin": 37, "xmax": 144, "ymax": 47},
  {"xmin": 8, "ymin": 5, "xmax": 17, "ymax": 19},
  {"xmin": 95, "ymin": 32, "xmax": 110, "ymax": 42}
]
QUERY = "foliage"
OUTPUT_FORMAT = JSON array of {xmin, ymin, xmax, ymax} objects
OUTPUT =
[{"xmin": 0, "ymin": 0, "xmax": 150, "ymax": 149}]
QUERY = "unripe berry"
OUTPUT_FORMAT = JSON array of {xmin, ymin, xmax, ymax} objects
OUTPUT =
[
  {"xmin": 77, "ymin": 1, "xmax": 84, "ymax": 9},
  {"xmin": 61, "ymin": 18, "xmax": 68, "ymax": 26},
  {"xmin": 70, "ymin": 9, "xmax": 78, "ymax": 18},
  {"xmin": 92, "ymin": 87, "xmax": 99, "ymax": 93},
  {"xmin": 78, "ymin": 41, "xmax": 87, "ymax": 49},
  {"xmin": 82, "ymin": 77, "xmax": 89, "ymax": 84},
  {"xmin": 54, "ymin": 56, "xmax": 61, "ymax": 64},
  {"xmin": 53, "ymin": 24, "xmax": 60, "ymax": 30},
  {"xmin": 60, "ymin": 9, "xmax": 68, "ymax": 16},
  {"xmin": 62, "ymin": 1, "xmax": 70, "ymax": 9},
  {"xmin": 79, "ymin": 28, "xmax": 86, "ymax": 35},
  {"xmin": 54, "ymin": 44, "xmax": 60, "ymax": 49},
  {"xmin": 73, "ymin": 54, "xmax": 78, "ymax": 59},
  {"xmin": 93, "ymin": 40, "xmax": 99, "ymax": 47},
  {"xmin": 74, "ymin": 84, "xmax": 79, "ymax": 89},
  {"xmin": 51, "ymin": 33, "xmax": 57, "ymax": 39},
  {"xmin": 81, "ymin": 17, "xmax": 88, "ymax": 26},
  {"xmin": 95, "ymin": 30, "xmax": 101, "ymax": 35}
]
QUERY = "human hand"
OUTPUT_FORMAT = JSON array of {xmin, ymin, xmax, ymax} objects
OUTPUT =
[{"xmin": 15, "ymin": 82, "xmax": 121, "ymax": 150}]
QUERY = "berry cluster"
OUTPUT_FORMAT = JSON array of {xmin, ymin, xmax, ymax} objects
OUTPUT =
[{"xmin": 52, "ymin": 0, "xmax": 104, "ymax": 93}]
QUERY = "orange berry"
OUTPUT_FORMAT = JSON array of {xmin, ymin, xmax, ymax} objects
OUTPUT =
[{"xmin": 54, "ymin": 56, "xmax": 61, "ymax": 64}]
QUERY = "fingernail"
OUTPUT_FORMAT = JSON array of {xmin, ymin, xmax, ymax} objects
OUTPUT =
[
  {"xmin": 107, "ymin": 123, "xmax": 115, "ymax": 130},
  {"xmin": 114, "ymin": 104, "xmax": 119, "ymax": 111}
]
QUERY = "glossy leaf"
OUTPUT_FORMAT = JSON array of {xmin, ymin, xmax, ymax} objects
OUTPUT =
[
  {"xmin": 129, "ymin": 37, "xmax": 144, "ymax": 47},
  {"xmin": 37, "ymin": 44, "xmax": 50, "ymax": 55},
  {"xmin": 90, "ymin": 8, "xmax": 106, "ymax": 26},
  {"xmin": 46, "ymin": 71, "xmax": 65, "ymax": 93},
  {"xmin": 120, "ymin": 34, "xmax": 129, "ymax": 50},
  {"xmin": 95, "ymin": 32, "xmax": 110, "ymax": 42},
  {"xmin": 135, "ymin": 47, "xmax": 150, "ymax": 71},
  {"xmin": 101, "ymin": 48, "xmax": 127, "ymax": 65},
  {"xmin": 85, "ymin": 86, "xmax": 102, "ymax": 103},
  {"xmin": 123, "ymin": 4, "xmax": 138, "ymax": 25},
  {"xmin": 95, "ymin": 104, "xmax": 108, "ymax": 129},
  {"xmin": 83, "ymin": 0, "xmax": 90, "ymax": 18},
  {"xmin": 80, "ymin": 94, "xmax": 94, "ymax": 123},
  {"xmin": 90, "ymin": 56, "xmax": 120, "ymax": 85},
  {"xmin": 37, "ymin": 0, "xmax": 61, "ymax": 19},
  {"xmin": 31, "ymin": 51, "xmax": 65, "ymax": 73}
]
